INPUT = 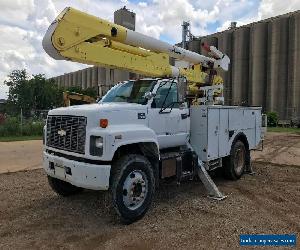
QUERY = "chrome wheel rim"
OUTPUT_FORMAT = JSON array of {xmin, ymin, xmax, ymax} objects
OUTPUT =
[
  {"xmin": 234, "ymin": 148, "xmax": 245, "ymax": 176},
  {"xmin": 122, "ymin": 170, "xmax": 148, "ymax": 210}
]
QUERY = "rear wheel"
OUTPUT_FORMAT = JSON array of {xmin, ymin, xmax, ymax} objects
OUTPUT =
[
  {"xmin": 223, "ymin": 140, "xmax": 246, "ymax": 180},
  {"xmin": 110, "ymin": 154, "xmax": 155, "ymax": 224},
  {"xmin": 47, "ymin": 176, "xmax": 83, "ymax": 196}
]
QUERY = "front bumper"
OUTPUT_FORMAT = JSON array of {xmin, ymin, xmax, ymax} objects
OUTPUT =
[{"xmin": 43, "ymin": 152, "xmax": 111, "ymax": 190}]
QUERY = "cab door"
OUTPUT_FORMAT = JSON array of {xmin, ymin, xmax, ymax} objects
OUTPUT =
[{"xmin": 148, "ymin": 80, "xmax": 189, "ymax": 149}]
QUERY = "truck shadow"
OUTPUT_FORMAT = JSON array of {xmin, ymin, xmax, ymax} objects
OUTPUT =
[
  {"xmin": 2, "ymin": 170, "xmax": 244, "ymax": 249},
  {"xmin": 32, "ymin": 170, "xmax": 230, "ymax": 226}
]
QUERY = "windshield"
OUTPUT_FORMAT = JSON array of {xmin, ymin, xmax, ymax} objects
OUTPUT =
[{"xmin": 101, "ymin": 80, "xmax": 157, "ymax": 104}]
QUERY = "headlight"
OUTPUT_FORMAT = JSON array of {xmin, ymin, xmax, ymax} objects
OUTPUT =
[
  {"xmin": 95, "ymin": 137, "xmax": 103, "ymax": 148},
  {"xmin": 90, "ymin": 136, "xmax": 103, "ymax": 156}
]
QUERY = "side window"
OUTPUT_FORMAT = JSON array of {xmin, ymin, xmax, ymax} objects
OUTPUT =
[{"xmin": 152, "ymin": 81, "xmax": 178, "ymax": 108}]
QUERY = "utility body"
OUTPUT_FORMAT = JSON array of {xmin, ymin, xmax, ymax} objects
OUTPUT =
[{"xmin": 42, "ymin": 7, "xmax": 264, "ymax": 223}]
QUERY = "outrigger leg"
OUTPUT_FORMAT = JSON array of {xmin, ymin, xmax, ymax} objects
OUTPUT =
[{"xmin": 197, "ymin": 159, "xmax": 227, "ymax": 200}]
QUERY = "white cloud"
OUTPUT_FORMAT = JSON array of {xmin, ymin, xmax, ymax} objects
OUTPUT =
[
  {"xmin": 125, "ymin": 0, "xmax": 222, "ymax": 40},
  {"xmin": 138, "ymin": 2, "xmax": 148, "ymax": 8},
  {"xmin": 0, "ymin": 0, "xmax": 300, "ymax": 99},
  {"xmin": 216, "ymin": 16, "xmax": 258, "ymax": 32},
  {"xmin": 258, "ymin": 0, "xmax": 300, "ymax": 19},
  {"xmin": 0, "ymin": 0, "xmax": 34, "ymax": 28},
  {"xmin": 216, "ymin": 0, "xmax": 300, "ymax": 32},
  {"xmin": 0, "ymin": 0, "xmax": 87, "ymax": 99}
]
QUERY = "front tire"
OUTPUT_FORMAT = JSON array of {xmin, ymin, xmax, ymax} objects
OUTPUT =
[
  {"xmin": 110, "ymin": 154, "xmax": 155, "ymax": 224},
  {"xmin": 223, "ymin": 140, "xmax": 247, "ymax": 180},
  {"xmin": 47, "ymin": 176, "xmax": 83, "ymax": 196}
]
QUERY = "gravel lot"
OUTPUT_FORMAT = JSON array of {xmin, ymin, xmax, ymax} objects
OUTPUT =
[
  {"xmin": 0, "ymin": 162, "xmax": 299, "ymax": 249},
  {"xmin": 0, "ymin": 133, "xmax": 299, "ymax": 249}
]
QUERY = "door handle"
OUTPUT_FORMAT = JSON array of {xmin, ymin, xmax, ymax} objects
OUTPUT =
[{"xmin": 181, "ymin": 113, "xmax": 188, "ymax": 119}]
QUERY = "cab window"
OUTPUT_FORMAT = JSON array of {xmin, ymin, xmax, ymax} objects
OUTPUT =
[
  {"xmin": 101, "ymin": 80, "xmax": 157, "ymax": 104},
  {"xmin": 152, "ymin": 81, "xmax": 178, "ymax": 108}
]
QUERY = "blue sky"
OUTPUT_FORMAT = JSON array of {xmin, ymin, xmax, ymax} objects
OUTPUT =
[{"xmin": 0, "ymin": 0, "xmax": 299, "ymax": 99}]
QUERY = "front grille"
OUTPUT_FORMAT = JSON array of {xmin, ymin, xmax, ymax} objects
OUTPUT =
[{"xmin": 46, "ymin": 115, "xmax": 87, "ymax": 154}]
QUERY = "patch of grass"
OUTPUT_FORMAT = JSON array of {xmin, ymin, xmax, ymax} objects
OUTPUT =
[
  {"xmin": 267, "ymin": 127, "xmax": 300, "ymax": 134},
  {"xmin": 0, "ymin": 116, "xmax": 44, "ymax": 137},
  {"xmin": 0, "ymin": 135, "xmax": 42, "ymax": 142}
]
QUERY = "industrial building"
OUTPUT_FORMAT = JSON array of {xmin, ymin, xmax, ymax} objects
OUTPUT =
[{"xmin": 51, "ymin": 8, "xmax": 300, "ymax": 121}]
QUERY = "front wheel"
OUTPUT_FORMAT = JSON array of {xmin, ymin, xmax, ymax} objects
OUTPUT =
[
  {"xmin": 223, "ymin": 140, "xmax": 247, "ymax": 180},
  {"xmin": 110, "ymin": 154, "xmax": 155, "ymax": 224}
]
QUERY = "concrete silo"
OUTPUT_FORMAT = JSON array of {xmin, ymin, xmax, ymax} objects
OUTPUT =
[
  {"xmin": 267, "ymin": 17, "xmax": 289, "ymax": 119},
  {"xmin": 91, "ymin": 67, "xmax": 98, "ymax": 88},
  {"xmin": 249, "ymin": 22, "xmax": 268, "ymax": 108},
  {"xmin": 288, "ymin": 12, "xmax": 300, "ymax": 122},
  {"xmin": 232, "ymin": 27, "xmax": 250, "ymax": 105},
  {"xmin": 187, "ymin": 39, "xmax": 201, "ymax": 53},
  {"xmin": 81, "ymin": 68, "xmax": 87, "ymax": 89},
  {"xmin": 68, "ymin": 73, "xmax": 73, "ymax": 87},
  {"xmin": 74, "ymin": 70, "xmax": 81, "ymax": 87},
  {"xmin": 97, "ymin": 67, "xmax": 107, "ymax": 96},
  {"xmin": 86, "ymin": 68, "xmax": 92, "ymax": 88},
  {"xmin": 63, "ymin": 74, "xmax": 67, "ymax": 87},
  {"xmin": 217, "ymin": 31, "xmax": 233, "ymax": 105}
]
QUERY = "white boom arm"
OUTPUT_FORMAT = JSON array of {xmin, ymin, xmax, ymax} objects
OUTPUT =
[{"xmin": 123, "ymin": 30, "xmax": 230, "ymax": 71}]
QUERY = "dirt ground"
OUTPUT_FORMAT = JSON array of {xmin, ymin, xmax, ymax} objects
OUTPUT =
[
  {"xmin": 252, "ymin": 132, "xmax": 300, "ymax": 167},
  {"xmin": 0, "ymin": 133, "xmax": 299, "ymax": 249},
  {"xmin": 0, "ymin": 140, "xmax": 42, "ymax": 174}
]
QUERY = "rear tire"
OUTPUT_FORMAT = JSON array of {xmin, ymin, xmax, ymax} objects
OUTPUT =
[
  {"xmin": 223, "ymin": 140, "xmax": 246, "ymax": 180},
  {"xmin": 47, "ymin": 176, "xmax": 83, "ymax": 196},
  {"xmin": 110, "ymin": 154, "xmax": 155, "ymax": 224}
]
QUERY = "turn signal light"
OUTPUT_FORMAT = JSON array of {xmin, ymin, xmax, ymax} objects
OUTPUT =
[{"xmin": 100, "ymin": 119, "xmax": 108, "ymax": 128}]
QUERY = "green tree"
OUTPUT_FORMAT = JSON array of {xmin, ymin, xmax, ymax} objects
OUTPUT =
[
  {"xmin": 5, "ymin": 69, "xmax": 31, "ymax": 115},
  {"xmin": 29, "ymin": 74, "xmax": 64, "ymax": 110},
  {"xmin": 4, "ymin": 69, "xmax": 63, "ymax": 116},
  {"xmin": 4, "ymin": 69, "xmax": 99, "ymax": 116},
  {"xmin": 266, "ymin": 111, "xmax": 278, "ymax": 127}
]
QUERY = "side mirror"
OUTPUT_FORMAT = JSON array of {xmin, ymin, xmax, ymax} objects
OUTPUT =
[
  {"xmin": 144, "ymin": 91, "xmax": 155, "ymax": 100},
  {"xmin": 179, "ymin": 103, "xmax": 186, "ymax": 110},
  {"xmin": 177, "ymin": 77, "xmax": 187, "ymax": 103}
]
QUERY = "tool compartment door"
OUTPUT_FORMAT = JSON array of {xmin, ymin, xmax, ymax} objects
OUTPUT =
[
  {"xmin": 207, "ymin": 108, "xmax": 219, "ymax": 160},
  {"xmin": 218, "ymin": 109, "xmax": 229, "ymax": 157}
]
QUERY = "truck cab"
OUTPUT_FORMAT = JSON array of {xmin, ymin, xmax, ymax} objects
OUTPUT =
[{"xmin": 45, "ymin": 78, "xmax": 188, "ymax": 161}]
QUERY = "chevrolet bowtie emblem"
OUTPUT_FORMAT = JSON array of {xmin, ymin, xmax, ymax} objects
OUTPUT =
[{"xmin": 57, "ymin": 129, "xmax": 66, "ymax": 136}]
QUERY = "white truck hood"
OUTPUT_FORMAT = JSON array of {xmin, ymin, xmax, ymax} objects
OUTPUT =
[{"xmin": 48, "ymin": 102, "xmax": 148, "ymax": 128}]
